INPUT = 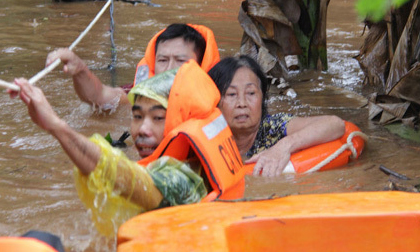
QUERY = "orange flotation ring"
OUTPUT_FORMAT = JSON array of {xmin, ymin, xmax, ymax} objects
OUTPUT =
[
  {"xmin": 284, "ymin": 121, "xmax": 366, "ymax": 174},
  {"xmin": 241, "ymin": 121, "xmax": 367, "ymax": 175},
  {"xmin": 117, "ymin": 191, "xmax": 420, "ymax": 252},
  {"xmin": 0, "ymin": 237, "xmax": 58, "ymax": 252}
]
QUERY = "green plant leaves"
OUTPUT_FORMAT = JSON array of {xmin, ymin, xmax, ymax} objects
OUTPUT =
[{"xmin": 356, "ymin": 0, "xmax": 410, "ymax": 21}]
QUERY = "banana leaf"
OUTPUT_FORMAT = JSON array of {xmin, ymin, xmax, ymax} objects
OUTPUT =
[
  {"xmin": 272, "ymin": 0, "xmax": 301, "ymax": 23},
  {"xmin": 414, "ymin": 32, "xmax": 420, "ymax": 62},
  {"xmin": 238, "ymin": 0, "xmax": 327, "ymax": 76},
  {"xmin": 385, "ymin": 0, "xmax": 420, "ymax": 93},
  {"xmin": 238, "ymin": 2, "xmax": 265, "ymax": 48},
  {"xmin": 257, "ymin": 46, "xmax": 277, "ymax": 73},
  {"xmin": 368, "ymin": 93, "xmax": 413, "ymax": 125},
  {"xmin": 368, "ymin": 101, "xmax": 384, "ymax": 120},
  {"xmin": 247, "ymin": 0, "xmax": 291, "ymax": 26},
  {"xmin": 355, "ymin": 23, "xmax": 389, "ymax": 91},
  {"xmin": 379, "ymin": 110, "xmax": 398, "ymax": 124},
  {"xmin": 238, "ymin": 0, "xmax": 297, "ymax": 77},
  {"xmin": 377, "ymin": 101, "xmax": 411, "ymax": 119},
  {"xmin": 389, "ymin": 63, "xmax": 420, "ymax": 104}
]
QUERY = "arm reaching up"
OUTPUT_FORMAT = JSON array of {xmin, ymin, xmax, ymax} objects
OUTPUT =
[
  {"xmin": 13, "ymin": 78, "xmax": 163, "ymax": 209},
  {"xmin": 13, "ymin": 78, "xmax": 210, "ymax": 236},
  {"xmin": 15, "ymin": 77, "xmax": 100, "ymax": 174},
  {"xmin": 46, "ymin": 48, "xmax": 129, "ymax": 109}
]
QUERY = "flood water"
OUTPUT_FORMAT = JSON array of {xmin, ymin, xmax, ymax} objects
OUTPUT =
[{"xmin": 0, "ymin": 0, "xmax": 419, "ymax": 251}]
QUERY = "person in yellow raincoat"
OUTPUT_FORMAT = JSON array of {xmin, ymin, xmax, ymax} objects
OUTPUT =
[{"xmin": 11, "ymin": 62, "xmax": 213, "ymax": 236}]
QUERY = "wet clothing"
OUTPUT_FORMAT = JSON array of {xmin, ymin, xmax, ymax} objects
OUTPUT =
[
  {"xmin": 245, "ymin": 113, "xmax": 295, "ymax": 158},
  {"xmin": 74, "ymin": 60, "xmax": 236, "ymax": 237},
  {"xmin": 74, "ymin": 134, "xmax": 206, "ymax": 237}
]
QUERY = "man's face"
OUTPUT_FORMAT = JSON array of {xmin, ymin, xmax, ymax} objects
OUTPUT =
[
  {"xmin": 130, "ymin": 96, "xmax": 166, "ymax": 159},
  {"xmin": 155, "ymin": 37, "xmax": 198, "ymax": 74}
]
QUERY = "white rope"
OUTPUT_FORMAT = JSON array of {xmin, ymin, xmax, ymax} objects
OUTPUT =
[
  {"xmin": 0, "ymin": 0, "xmax": 112, "ymax": 90},
  {"xmin": 303, "ymin": 131, "xmax": 369, "ymax": 174},
  {"xmin": 0, "ymin": 79, "xmax": 19, "ymax": 91}
]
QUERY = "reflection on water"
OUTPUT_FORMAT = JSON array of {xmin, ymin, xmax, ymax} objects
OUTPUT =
[{"xmin": 0, "ymin": 0, "xmax": 419, "ymax": 251}]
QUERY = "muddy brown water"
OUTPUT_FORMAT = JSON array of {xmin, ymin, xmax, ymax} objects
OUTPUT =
[{"xmin": 0, "ymin": 0, "xmax": 419, "ymax": 251}]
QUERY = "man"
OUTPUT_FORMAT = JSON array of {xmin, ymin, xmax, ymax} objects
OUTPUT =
[
  {"xmin": 46, "ymin": 23, "xmax": 220, "ymax": 110},
  {"xmin": 12, "ymin": 66, "xmax": 206, "ymax": 235},
  {"xmin": 12, "ymin": 60, "xmax": 242, "ymax": 235}
]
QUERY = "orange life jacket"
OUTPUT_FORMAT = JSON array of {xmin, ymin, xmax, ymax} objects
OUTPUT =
[
  {"xmin": 138, "ymin": 60, "xmax": 248, "ymax": 201},
  {"xmin": 0, "ymin": 237, "xmax": 58, "ymax": 252},
  {"xmin": 133, "ymin": 24, "xmax": 220, "ymax": 87}
]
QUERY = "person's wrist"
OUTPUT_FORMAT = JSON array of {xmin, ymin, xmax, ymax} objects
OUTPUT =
[
  {"xmin": 73, "ymin": 61, "xmax": 88, "ymax": 76},
  {"xmin": 47, "ymin": 118, "xmax": 68, "ymax": 137},
  {"xmin": 279, "ymin": 134, "xmax": 294, "ymax": 154}
]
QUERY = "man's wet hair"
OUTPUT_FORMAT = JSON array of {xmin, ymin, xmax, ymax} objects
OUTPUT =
[{"xmin": 155, "ymin": 24, "xmax": 206, "ymax": 65}]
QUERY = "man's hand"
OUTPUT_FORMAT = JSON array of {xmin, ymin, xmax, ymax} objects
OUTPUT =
[
  {"xmin": 14, "ymin": 78, "xmax": 63, "ymax": 133},
  {"xmin": 7, "ymin": 88, "xmax": 19, "ymax": 99},
  {"xmin": 46, "ymin": 48, "xmax": 86, "ymax": 76},
  {"xmin": 45, "ymin": 48, "xmax": 128, "ymax": 108}
]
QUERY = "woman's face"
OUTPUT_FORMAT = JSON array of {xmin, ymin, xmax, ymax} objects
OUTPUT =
[{"xmin": 218, "ymin": 66, "xmax": 263, "ymax": 134}]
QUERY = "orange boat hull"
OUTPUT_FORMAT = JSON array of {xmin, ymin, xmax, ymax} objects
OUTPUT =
[{"xmin": 118, "ymin": 191, "xmax": 420, "ymax": 252}]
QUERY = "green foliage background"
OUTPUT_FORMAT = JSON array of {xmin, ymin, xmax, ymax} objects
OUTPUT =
[{"xmin": 356, "ymin": 0, "xmax": 411, "ymax": 21}]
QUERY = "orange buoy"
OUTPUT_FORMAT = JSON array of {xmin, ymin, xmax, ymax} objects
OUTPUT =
[
  {"xmin": 242, "ymin": 121, "xmax": 367, "ymax": 175},
  {"xmin": 285, "ymin": 121, "xmax": 366, "ymax": 173}
]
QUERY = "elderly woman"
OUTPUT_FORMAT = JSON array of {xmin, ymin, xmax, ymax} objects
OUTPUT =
[{"xmin": 208, "ymin": 55, "xmax": 345, "ymax": 177}]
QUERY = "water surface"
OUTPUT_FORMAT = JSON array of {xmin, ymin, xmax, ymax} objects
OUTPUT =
[{"xmin": 0, "ymin": 0, "xmax": 419, "ymax": 251}]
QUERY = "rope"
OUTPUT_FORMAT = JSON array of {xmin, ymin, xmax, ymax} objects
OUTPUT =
[
  {"xmin": 108, "ymin": 0, "xmax": 118, "ymax": 88},
  {"xmin": 0, "ymin": 79, "xmax": 18, "ymax": 91},
  {"xmin": 0, "ymin": 0, "xmax": 112, "ymax": 91},
  {"xmin": 108, "ymin": 0, "xmax": 117, "ymax": 71},
  {"xmin": 303, "ymin": 131, "xmax": 369, "ymax": 174}
]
